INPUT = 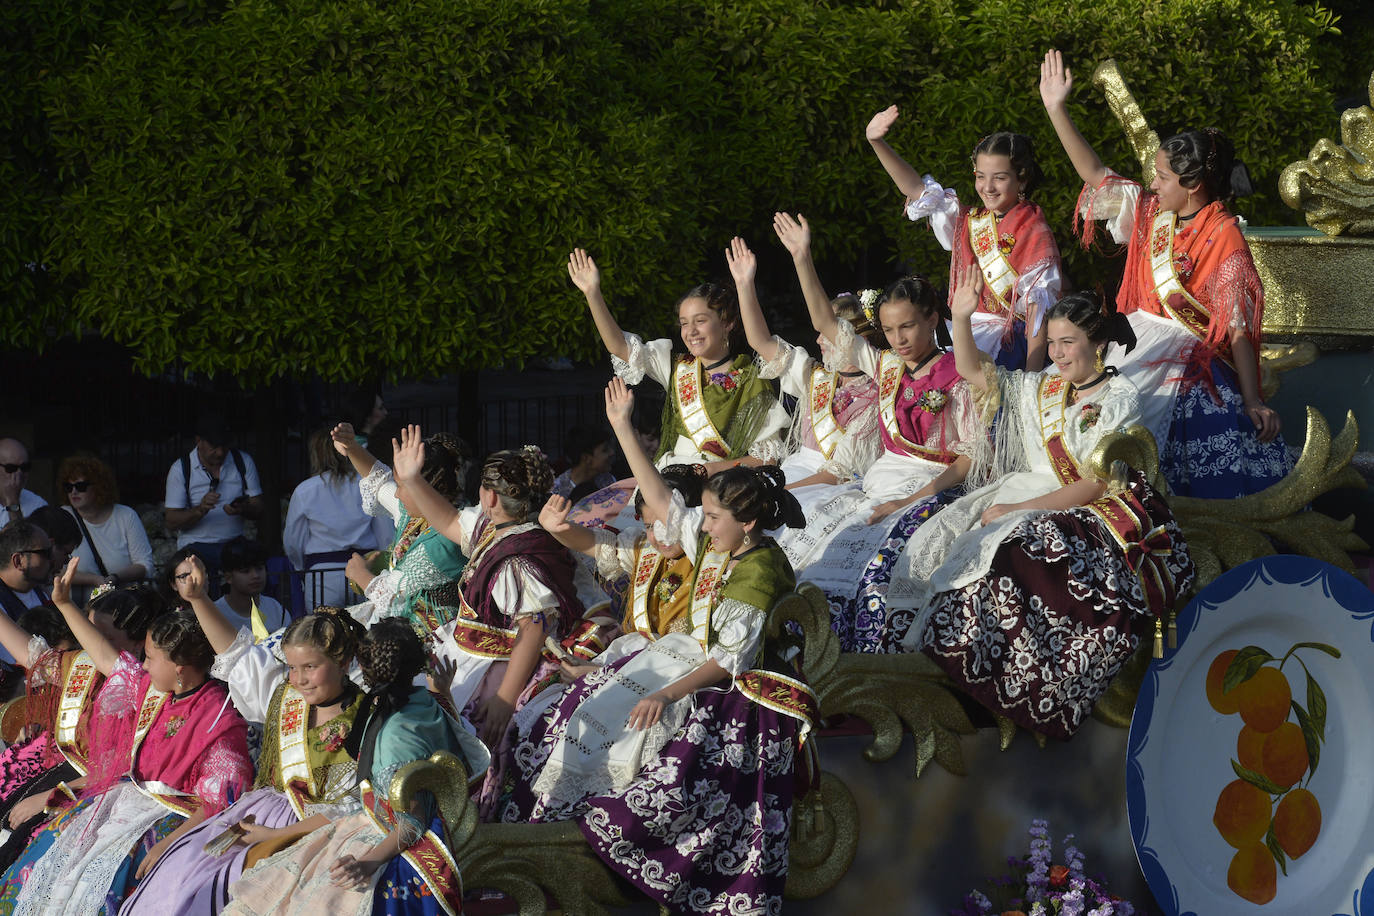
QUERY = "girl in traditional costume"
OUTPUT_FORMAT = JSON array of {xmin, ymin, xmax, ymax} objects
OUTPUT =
[
  {"xmin": 221, "ymin": 618, "xmax": 483, "ymax": 916},
  {"xmin": 888, "ymin": 274, "xmax": 1194, "ymax": 739},
  {"xmin": 2, "ymin": 558, "xmax": 252, "ymax": 915},
  {"xmin": 506, "ymin": 378, "xmax": 813, "ymax": 915},
  {"xmin": 570, "ymin": 247, "xmax": 790, "ymax": 470},
  {"xmin": 119, "ymin": 558, "xmax": 371, "ymax": 916},
  {"xmin": 392, "ymin": 435, "xmax": 583, "ymax": 819},
  {"xmin": 867, "ymin": 106, "xmax": 1062, "ymax": 371},
  {"xmin": 771, "ymin": 212, "xmax": 983, "ymax": 651},
  {"xmin": 0, "ymin": 590, "xmax": 158, "ymax": 873},
  {"xmin": 726, "ymin": 235, "xmax": 882, "ymax": 517},
  {"xmin": 1039, "ymin": 49, "xmax": 1290, "ymax": 497},
  {"xmin": 330, "ymin": 423, "xmax": 468, "ymax": 633}
]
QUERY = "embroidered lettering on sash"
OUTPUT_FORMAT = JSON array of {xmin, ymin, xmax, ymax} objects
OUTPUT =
[
  {"xmin": 361, "ymin": 782, "xmax": 464, "ymax": 916},
  {"xmin": 1038, "ymin": 375, "xmax": 1085, "ymax": 486},
  {"xmin": 450, "ymin": 603, "xmax": 519, "ymax": 660},
  {"xmin": 733, "ymin": 669, "xmax": 818, "ymax": 745},
  {"xmin": 808, "ymin": 368, "xmax": 844, "ymax": 459},
  {"xmin": 56, "ymin": 652, "xmax": 97, "ymax": 774},
  {"xmin": 674, "ymin": 360, "xmax": 730, "ymax": 458},
  {"xmin": 877, "ymin": 351, "xmax": 955, "ymax": 464},
  {"xmin": 969, "ymin": 209, "xmax": 1018, "ymax": 312}
]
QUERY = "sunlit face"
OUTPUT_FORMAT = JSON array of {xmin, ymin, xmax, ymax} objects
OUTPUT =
[
  {"xmin": 880, "ymin": 299, "xmax": 939, "ymax": 368},
  {"xmin": 678, "ymin": 297, "xmax": 732, "ymax": 362},
  {"xmin": 700, "ymin": 490, "xmax": 755, "ymax": 555},
  {"xmin": 1149, "ymin": 149, "xmax": 1199, "ymax": 215},
  {"xmin": 284, "ymin": 643, "xmax": 347, "ymax": 706},
  {"xmin": 973, "ymin": 153, "xmax": 1024, "ymax": 215},
  {"xmin": 637, "ymin": 500, "xmax": 686, "ymax": 560},
  {"xmin": 226, "ymin": 564, "xmax": 266, "ymax": 598},
  {"xmin": 142, "ymin": 636, "xmax": 183, "ymax": 693},
  {"xmin": 1047, "ymin": 318, "xmax": 1102, "ymax": 386}
]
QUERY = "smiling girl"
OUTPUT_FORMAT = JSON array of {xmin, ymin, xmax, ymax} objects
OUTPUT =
[
  {"xmin": 867, "ymin": 107, "xmax": 1062, "ymax": 370},
  {"xmin": 1039, "ymin": 49, "xmax": 1290, "ymax": 497},
  {"xmin": 887, "ymin": 273, "xmax": 1194, "ymax": 739},
  {"xmin": 569, "ymin": 248, "xmax": 789, "ymax": 470}
]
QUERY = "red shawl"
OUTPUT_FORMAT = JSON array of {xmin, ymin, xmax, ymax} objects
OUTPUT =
[{"xmin": 949, "ymin": 200, "xmax": 1061, "ymax": 344}]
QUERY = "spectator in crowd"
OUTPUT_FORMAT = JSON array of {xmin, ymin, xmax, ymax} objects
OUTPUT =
[
  {"xmin": 283, "ymin": 426, "xmax": 394, "ymax": 608},
  {"xmin": 24, "ymin": 506, "xmax": 80, "ymax": 568},
  {"xmin": 58, "ymin": 454, "xmax": 155, "ymax": 601},
  {"xmin": 161, "ymin": 545, "xmax": 202, "ymax": 610},
  {"xmin": 214, "ymin": 536, "xmax": 289, "ymax": 634},
  {"xmin": 0, "ymin": 521, "xmax": 59, "ymax": 661},
  {"xmin": 345, "ymin": 386, "xmax": 393, "ymax": 466},
  {"xmin": 163, "ymin": 415, "xmax": 263, "ymax": 576},
  {"xmin": 0, "ymin": 438, "xmax": 46, "ymax": 527},
  {"xmin": 552, "ymin": 424, "xmax": 617, "ymax": 504}
]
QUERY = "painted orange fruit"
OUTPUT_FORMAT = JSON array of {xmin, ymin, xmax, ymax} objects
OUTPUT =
[
  {"xmin": 1213, "ymin": 779, "xmax": 1272, "ymax": 848},
  {"xmin": 1235, "ymin": 666, "xmax": 1291, "ymax": 734},
  {"xmin": 1259, "ymin": 721, "xmax": 1309, "ymax": 790},
  {"xmin": 1227, "ymin": 841, "xmax": 1277, "ymax": 904},
  {"xmin": 1206, "ymin": 649, "xmax": 1241, "ymax": 714},
  {"xmin": 1273, "ymin": 787, "xmax": 1322, "ymax": 859}
]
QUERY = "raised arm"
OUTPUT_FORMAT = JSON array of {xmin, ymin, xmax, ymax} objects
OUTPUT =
[
  {"xmin": 537, "ymin": 495, "xmax": 597, "ymax": 557},
  {"xmin": 951, "ymin": 266, "xmax": 990, "ymax": 391},
  {"xmin": 390, "ymin": 426, "xmax": 463, "ymax": 544},
  {"xmin": 727, "ymin": 237, "xmax": 779, "ymax": 364},
  {"xmin": 604, "ymin": 379, "xmax": 671, "ymax": 522},
  {"xmin": 176, "ymin": 555, "xmax": 240, "ymax": 655},
  {"xmin": 331, "ymin": 422, "xmax": 381, "ymax": 479},
  {"xmin": 773, "ymin": 212, "xmax": 839, "ymax": 344},
  {"xmin": 865, "ymin": 105, "xmax": 927, "ymax": 201},
  {"xmin": 1039, "ymin": 50, "xmax": 1111, "ymax": 189},
  {"xmin": 49, "ymin": 557, "xmax": 120, "ymax": 675},
  {"xmin": 0, "ymin": 607, "xmax": 36, "ymax": 667},
  {"xmin": 569, "ymin": 248, "xmax": 630, "ymax": 362}
]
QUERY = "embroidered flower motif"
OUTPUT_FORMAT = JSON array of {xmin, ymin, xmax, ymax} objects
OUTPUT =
[
  {"xmin": 316, "ymin": 719, "xmax": 351, "ymax": 753},
  {"xmin": 999, "ymin": 233, "xmax": 1016, "ymax": 253},
  {"xmin": 1173, "ymin": 251, "xmax": 1194, "ymax": 281},
  {"xmin": 655, "ymin": 572, "xmax": 685, "ymax": 603},
  {"xmin": 164, "ymin": 715, "xmax": 187, "ymax": 739},
  {"xmin": 1078, "ymin": 403, "xmax": 1101, "ymax": 433},
  {"xmin": 709, "ymin": 369, "xmax": 739, "ymax": 392},
  {"xmin": 916, "ymin": 389, "xmax": 949, "ymax": 414}
]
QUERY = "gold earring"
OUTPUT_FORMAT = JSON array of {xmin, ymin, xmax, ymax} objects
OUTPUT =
[{"xmin": 1094, "ymin": 350, "xmax": 1106, "ymax": 373}]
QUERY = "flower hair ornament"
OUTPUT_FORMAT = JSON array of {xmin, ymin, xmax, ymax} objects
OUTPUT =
[{"xmin": 858, "ymin": 288, "xmax": 881, "ymax": 322}]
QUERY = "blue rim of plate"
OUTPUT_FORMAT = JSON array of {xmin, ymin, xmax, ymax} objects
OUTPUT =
[{"xmin": 1126, "ymin": 555, "xmax": 1374, "ymax": 916}]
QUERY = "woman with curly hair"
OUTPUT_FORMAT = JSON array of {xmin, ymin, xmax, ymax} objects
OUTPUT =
[
  {"xmin": 329, "ymin": 423, "xmax": 468, "ymax": 635},
  {"xmin": 121, "ymin": 555, "xmax": 372, "ymax": 915},
  {"xmin": 221, "ymin": 618, "xmax": 485, "ymax": 916},
  {"xmin": 392, "ymin": 428, "xmax": 584, "ymax": 818},
  {"xmin": 57, "ymin": 454, "xmax": 154, "ymax": 603},
  {"xmin": 0, "ymin": 588, "xmax": 158, "ymax": 873},
  {"xmin": 508, "ymin": 380, "xmax": 814, "ymax": 916},
  {"xmin": 0, "ymin": 559, "xmax": 252, "ymax": 915}
]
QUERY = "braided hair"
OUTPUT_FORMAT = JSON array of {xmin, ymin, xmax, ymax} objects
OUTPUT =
[
  {"xmin": 345, "ymin": 618, "xmax": 428, "ymax": 772},
  {"xmin": 420, "ymin": 432, "xmax": 470, "ymax": 502},
  {"xmin": 1160, "ymin": 127, "xmax": 1252, "ymax": 202},
  {"xmin": 88, "ymin": 583, "xmax": 164, "ymax": 643},
  {"xmin": 481, "ymin": 445, "xmax": 554, "ymax": 520},
  {"xmin": 148, "ymin": 608, "xmax": 215, "ymax": 671},
  {"xmin": 877, "ymin": 275, "xmax": 952, "ymax": 348},
  {"xmin": 972, "ymin": 131, "xmax": 1044, "ymax": 197},
  {"xmin": 282, "ymin": 606, "xmax": 367, "ymax": 669},
  {"xmin": 634, "ymin": 463, "xmax": 707, "ymax": 518},
  {"xmin": 1045, "ymin": 290, "xmax": 1137, "ymax": 358},
  {"xmin": 704, "ymin": 465, "xmax": 805, "ymax": 531}
]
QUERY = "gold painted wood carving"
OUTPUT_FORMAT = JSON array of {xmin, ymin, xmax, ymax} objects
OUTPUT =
[{"xmin": 1280, "ymin": 70, "xmax": 1374, "ymax": 236}]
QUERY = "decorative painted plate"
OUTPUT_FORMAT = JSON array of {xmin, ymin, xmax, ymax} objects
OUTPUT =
[{"xmin": 1128, "ymin": 556, "xmax": 1374, "ymax": 916}]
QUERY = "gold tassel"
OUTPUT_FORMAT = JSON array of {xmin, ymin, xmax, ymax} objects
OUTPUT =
[{"xmin": 1153, "ymin": 617, "xmax": 1164, "ymax": 659}]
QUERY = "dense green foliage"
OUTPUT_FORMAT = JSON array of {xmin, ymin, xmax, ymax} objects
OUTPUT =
[{"xmin": 0, "ymin": 0, "xmax": 1356, "ymax": 381}]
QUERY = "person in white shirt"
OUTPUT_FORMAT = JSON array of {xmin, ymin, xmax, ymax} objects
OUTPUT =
[
  {"xmin": 58, "ymin": 454, "xmax": 155, "ymax": 601},
  {"xmin": 283, "ymin": 427, "xmax": 394, "ymax": 608},
  {"xmin": 211, "ymin": 536, "xmax": 290, "ymax": 633},
  {"xmin": 163, "ymin": 416, "xmax": 263, "ymax": 575},
  {"xmin": 0, "ymin": 438, "xmax": 47, "ymax": 527}
]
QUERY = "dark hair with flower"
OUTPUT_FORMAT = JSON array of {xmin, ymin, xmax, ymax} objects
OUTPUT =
[{"xmin": 950, "ymin": 819, "xmax": 1136, "ymax": 916}]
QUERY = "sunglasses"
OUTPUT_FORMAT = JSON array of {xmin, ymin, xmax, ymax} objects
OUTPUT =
[
  {"xmin": 1, "ymin": 462, "xmax": 32, "ymax": 474},
  {"xmin": 17, "ymin": 545, "xmax": 53, "ymax": 557},
  {"xmin": 64, "ymin": 480, "xmax": 91, "ymax": 493}
]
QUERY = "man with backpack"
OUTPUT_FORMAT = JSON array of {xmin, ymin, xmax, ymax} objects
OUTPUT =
[{"xmin": 164, "ymin": 415, "xmax": 263, "ymax": 581}]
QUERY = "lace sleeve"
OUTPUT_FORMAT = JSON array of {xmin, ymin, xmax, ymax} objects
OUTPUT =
[
  {"xmin": 210, "ymin": 628, "xmax": 287, "ymax": 724},
  {"xmin": 359, "ymin": 462, "xmax": 401, "ymax": 520},
  {"xmin": 832, "ymin": 318, "xmax": 881, "ymax": 379},
  {"xmin": 26, "ymin": 635, "xmax": 51, "ymax": 675},
  {"xmin": 707, "ymin": 598, "xmax": 766, "ymax": 675},
  {"xmin": 903, "ymin": 174, "xmax": 961, "ymax": 251},
  {"xmin": 1077, "ymin": 170, "xmax": 1141, "ymax": 245},
  {"xmin": 1013, "ymin": 257, "xmax": 1062, "ymax": 334},
  {"xmin": 610, "ymin": 333, "xmax": 674, "ymax": 388},
  {"xmin": 755, "ymin": 336, "xmax": 813, "ymax": 401},
  {"xmin": 363, "ymin": 568, "xmax": 401, "ymax": 619},
  {"xmin": 592, "ymin": 527, "xmax": 640, "ymax": 579}
]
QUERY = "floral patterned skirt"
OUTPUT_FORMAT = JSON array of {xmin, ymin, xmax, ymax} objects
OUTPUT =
[
  {"xmin": 504, "ymin": 657, "xmax": 799, "ymax": 915},
  {"xmin": 910, "ymin": 477, "xmax": 1194, "ymax": 740},
  {"xmin": 1160, "ymin": 361, "xmax": 1293, "ymax": 498}
]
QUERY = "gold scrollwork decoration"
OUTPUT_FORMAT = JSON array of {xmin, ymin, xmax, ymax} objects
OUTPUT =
[
  {"xmin": 1280, "ymin": 70, "xmax": 1374, "ymax": 236},
  {"xmin": 1092, "ymin": 59, "xmax": 1160, "ymax": 184}
]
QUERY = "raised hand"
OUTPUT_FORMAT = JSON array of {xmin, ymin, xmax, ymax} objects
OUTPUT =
[
  {"xmin": 567, "ymin": 248, "xmax": 601, "ymax": 297},
  {"xmin": 865, "ymin": 105, "xmax": 901, "ymax": 142},
  {"xmin": 538, "ymin": 494, "xmax": 574, "ymax": 535},
  {"xmin": 604, "ymin": 378, "xmax": 635, "ymax": 429},
  {"xmin": 330, "ymin": 422, "xmax": 358, "ymax": 456},
  {"xmin": 725, "ymin": 237, "xmax": 756, "ymax": 286},
  {"xmin": 1039, "ymin": 49, "xmax": 1074, "ymax": 110},
  {"xmin": 391, "ymin": 424, "xmax": 425, "ymax": 482},
  {"xmin": 426, "ymin": 653, "xmax": 459, "ymax": 697},
  {"xmin": 175, "ymin": 554, "xmax": 210, "ymax": 603},
  {"xmin": 950, "ymin": 265, "xmax": 985, "ymax": 321},
  {"xmin": 772, "ymin": 212, "xmax": 812, "ymax": 259},
  {"xmin": 51, "ymin": 556, "xmax": 79, "ymax": 607}
]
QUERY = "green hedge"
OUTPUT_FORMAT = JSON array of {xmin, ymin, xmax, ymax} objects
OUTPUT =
[{"xmin": 0, "ymin": 0, "xmax": 1352, "ymax": 381}]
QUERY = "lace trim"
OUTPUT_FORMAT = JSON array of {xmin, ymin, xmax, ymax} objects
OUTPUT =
[
  {"xmin": 359, "ymin": 461, "xmax": 393, "ymax": 518},
  {"xmin": 592, "ymin": 528, "xmax": 630, "ymax": 579},
  {"xmin": 209, "ymin": 627, "xmax": 256, "ymax": 681},
  {"xmin": 904, "ymin": 174, "xmax": 960, "ymax": 223},
  {"xmin": 748, "ymin": 437, "xmax": 786, "ymax": 464},
  {"xmin": 753, "ymin": 335, "xmax": 793, "ymax": 380},
  {"xmin": 708, "ymin": 597, "xmax": 766, "ymax": 675},
  {"xmin": 610, "ymin": 331, "xmax": 648, "ymax": 385}
]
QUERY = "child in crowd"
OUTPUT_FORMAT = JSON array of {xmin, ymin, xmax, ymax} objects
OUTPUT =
[
  {"xmin": 551, "ymin": 425, "xmax": 617, "ymax": 504},
  {"xmin": 215, "ymin": 536, "xmax": 290, "ymax": 634}
]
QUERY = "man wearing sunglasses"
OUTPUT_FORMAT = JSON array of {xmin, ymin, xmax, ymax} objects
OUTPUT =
[
  {"xmin": 0, "ymin": 438, "xmax": 47, "ymax": 526},
  {"xmin": 0, "ymin": 520, "xmax": 59, "ymax": 663}
]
